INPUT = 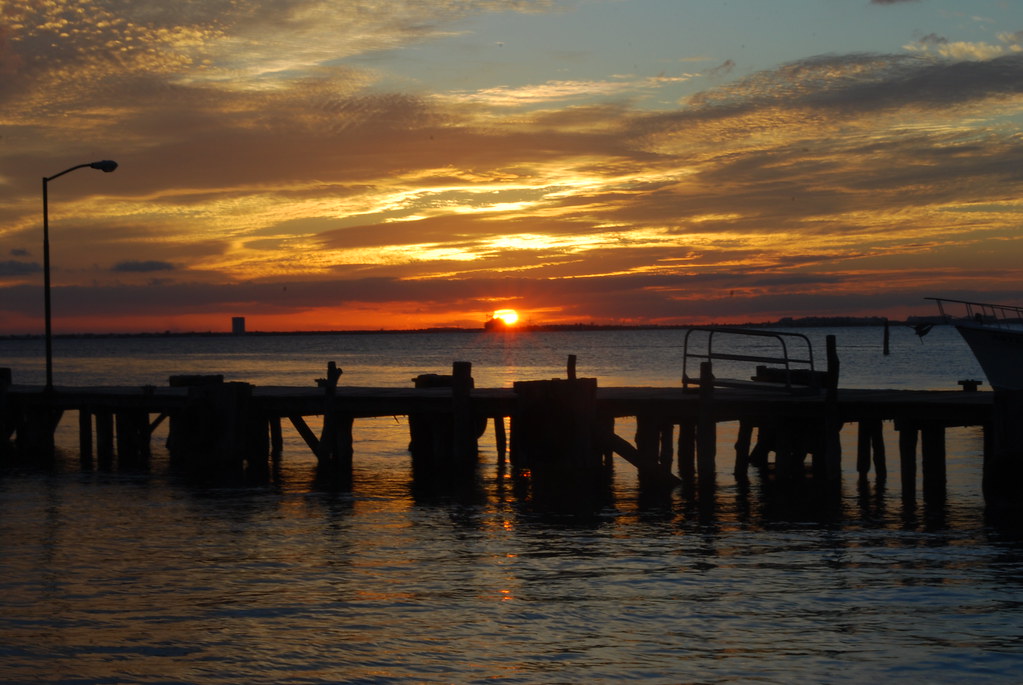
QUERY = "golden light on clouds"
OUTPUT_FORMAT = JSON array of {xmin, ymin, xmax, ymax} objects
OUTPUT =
[{"xmin": 1, "ymin": 1, "xmax": 1022, "ymax": 333}]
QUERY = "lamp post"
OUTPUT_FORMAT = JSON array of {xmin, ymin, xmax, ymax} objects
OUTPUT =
[{"xmin": 42, "ymin": 160, "xmax": 118, "ymax": 390}]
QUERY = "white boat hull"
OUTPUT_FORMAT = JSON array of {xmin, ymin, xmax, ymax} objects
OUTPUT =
[{"xmin": 955, "ymin": 323, "xmax": 1023, "ymax": 391}]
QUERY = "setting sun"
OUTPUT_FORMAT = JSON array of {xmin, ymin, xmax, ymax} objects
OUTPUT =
[{"xmin": 493, "ymin": 309, "xmax": 519, "ymax": 325}]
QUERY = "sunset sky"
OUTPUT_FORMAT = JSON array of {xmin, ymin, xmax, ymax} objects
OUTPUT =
[{"xmin": 3, "ymin": 0, "xmax": 1023, "ymax": 333}]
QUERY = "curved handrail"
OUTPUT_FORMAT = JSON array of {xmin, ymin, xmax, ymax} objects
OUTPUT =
[{"xmin": 682, "ymin": 326, "xmax": 817, "ymax": 392}]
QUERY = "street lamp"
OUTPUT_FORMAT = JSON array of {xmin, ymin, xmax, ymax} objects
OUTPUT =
[{"xmin": 42, "ymin": 160, "xmax": 118, "ymax": 390}]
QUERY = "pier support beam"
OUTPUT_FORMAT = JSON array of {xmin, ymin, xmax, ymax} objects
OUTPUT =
[
  {"xmin": 856, "ymin": 419, "xmax": 887, "ymax": 481},
  {"xmin": 896, "ymin": 420, "xmax": 947, "ymax": 500},
  {"xmin": 897, "ymin": 420, "xmax": 918, "ymax": 498},
  {"xmin": 696, "ymin": 362, "xmax": 717, "ymax": 485}
]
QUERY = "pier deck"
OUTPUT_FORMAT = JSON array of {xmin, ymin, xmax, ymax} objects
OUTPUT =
[
  {"xmin": 4, "ymin": 382, "xmax": 994, "ymax": 423},
  {"xmin": 2, "ymin": 379, "xmax": 995, "ymax": 491}
]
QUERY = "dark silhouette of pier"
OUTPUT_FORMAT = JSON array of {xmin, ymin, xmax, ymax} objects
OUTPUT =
[{"xmin": 2, "ymin": 351, "xmax": 1010, "ymax": 509}]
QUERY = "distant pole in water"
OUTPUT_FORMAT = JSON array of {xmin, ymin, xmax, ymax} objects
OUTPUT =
[{"xmin": 883, "ymin": 318, "xmax": 890, "ymax": 356}]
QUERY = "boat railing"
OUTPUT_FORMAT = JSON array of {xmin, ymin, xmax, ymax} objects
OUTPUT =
[
  {"xmin": 682, "ymin": 326, "xmax": 822, "ymax": 394},
  {"xmin": 925, "ymin": 297, "xmax": 1023, "ymax": 328}
]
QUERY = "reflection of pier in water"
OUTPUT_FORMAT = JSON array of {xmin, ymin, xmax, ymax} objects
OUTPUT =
[{"xmin": 2, "ymin": 345, "xmax": 1012, "ymax": 511}]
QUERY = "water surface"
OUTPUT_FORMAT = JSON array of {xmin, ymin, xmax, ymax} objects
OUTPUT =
[{"xmin": 2, "ymin": 326, "xmax": 1021, "ymax": 683}]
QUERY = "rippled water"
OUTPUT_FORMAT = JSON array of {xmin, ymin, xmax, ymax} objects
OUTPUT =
[{"xmin": 2, "ymin": 326, "xmax": 1023, "ymax": 683}]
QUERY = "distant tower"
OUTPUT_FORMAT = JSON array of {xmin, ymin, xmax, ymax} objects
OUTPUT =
[{"xmin": 232, "ymin": 317, "xmax": 246, "ymax": 335}]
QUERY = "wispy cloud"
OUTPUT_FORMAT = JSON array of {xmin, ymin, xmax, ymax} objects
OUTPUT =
[{"xmin": 2, "ymin": 0, "xmax": 1022, "ymax": 331}]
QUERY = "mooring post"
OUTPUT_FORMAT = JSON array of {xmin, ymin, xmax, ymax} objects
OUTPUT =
[
  {"xmin": 697, "ymin": 361, "xmax": 716, "ymax": 482},
  {"xmin": 567, "ymin": 354, "xmax": 577, "ymax": 381}
]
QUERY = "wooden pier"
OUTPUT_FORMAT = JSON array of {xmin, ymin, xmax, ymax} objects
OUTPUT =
[{"xmin": 1, "ymin": 356, "xmax": 1012, "ymax": 506}]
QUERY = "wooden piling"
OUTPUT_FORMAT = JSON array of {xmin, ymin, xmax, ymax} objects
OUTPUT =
[
  {"xmin": 677, "ymin": 421, "xmax": 696, "ymax": 484},
  {"xmin": 512, "ymin": 376, "xmax": 604, "ymax": 480},
  {"xmin": 409, "ymin": 363, "xmax": 482, "ymax": 471},
  {"xmin": 823, "ymin": 335, "xmax": 842, "ymax": 481},
  {"xmin": 96, "ymin": 409, "xmax": 114, "ymax": 470},
  {"xmin": 921, "ymin": 422, "xmax": 947, "ymax": 499},
  {"xmin": 78, "ymin": 408, "xmax": 93, "ymax": 468},
  {"xmin": 897, "ymin": 420, "xmax": 918, "ymax": 497},
  {"xmin": 451, "ymin": 361, "xmax": 476, "ymax": 465},
  {"xmin": 316, "ymin": 362, "xmax": 353, "ymax": 479},
  {"xmin": 733, "ymin": 419, "xmax": 754, "ymax": 479},
  {"xmin": 269, "ymin": 416, "xmax": 283, "ymax": 460},
  {"xmin": 856, "ymin": 419, "xmax": 886, "ymax": 481},
  {"xmin": 696, "ymin": 362, "xmax": 716, "ymax": 483},
  {"xmin": 169, "ymin": 381, "xmax": 260, "ymax": 481}
]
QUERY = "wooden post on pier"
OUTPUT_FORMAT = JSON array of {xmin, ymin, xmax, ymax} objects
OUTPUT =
[
  {"xmin": 316, "ymin": 362, "xmax": 354, "ymax": 482},
  {"xmin": 169, "ymin": 381, "xmax": 262, "ymax": 482},
  {"xmin": 167, "ymin": 374, "xmax": 224, "ymax": 461},
  {"xmin": 451, "ymin": 361, "xmax": 476, "ymax": 465},
  {"xmin": 512, "ymin": 376, "xmax": 603, "ymax": 480},
  {"xmin": 408, "ymin": 362, "xmax": 483, "ymax": 479},
  {"xmin": 696, "ymin": 361, "xmax": 716, "ymax": 484},
  {"xmin": 733, "ymin": 419, "xmax": 754, "ymax": 480},
  {"xmin": 895, "ymin": 419, "xmax": 948, "ymax": 500},
  {"xmin": 634, "ymin": 415, "xmax": 676, "ymax": 486}
]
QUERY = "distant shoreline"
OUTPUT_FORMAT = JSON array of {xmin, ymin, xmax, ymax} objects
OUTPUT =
[{"xmin": 0, "ymin": 316, "xmax": 943, "ymax": 340}]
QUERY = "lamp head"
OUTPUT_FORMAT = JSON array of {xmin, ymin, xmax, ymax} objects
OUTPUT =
[{"xmin": 89, "ymin": 160, "xmax": 118, "ymax": 173}]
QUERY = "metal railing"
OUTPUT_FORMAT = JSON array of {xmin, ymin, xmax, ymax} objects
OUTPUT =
[
  {"xmin": 682, "ymin": 326, "xmax": 820, "ymax": 393},
  {"xmin": 925, "ymin": 297, "xmax": 1023, "ymax": 328}
]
